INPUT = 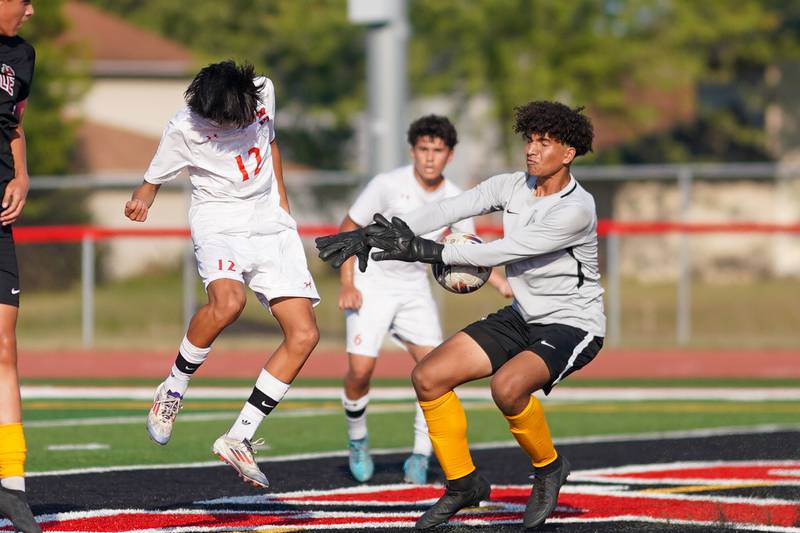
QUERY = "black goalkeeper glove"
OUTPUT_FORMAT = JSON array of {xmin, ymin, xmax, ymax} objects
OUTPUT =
[
  {"xmin": 315, "ymin": 227, "xmax": 370, "ymax": 272},
  {"xmin": 365, "ymin": 214, "xmax": 443, "ymax": 264}
]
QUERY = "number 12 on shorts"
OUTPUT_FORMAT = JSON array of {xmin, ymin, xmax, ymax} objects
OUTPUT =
[{"xmin": 218, "ymin": 259, "xmax": 236, "ymax": 271}]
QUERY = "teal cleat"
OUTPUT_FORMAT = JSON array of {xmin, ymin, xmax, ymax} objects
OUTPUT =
[
  {"xmin": 403, "ymin": 453, "xmax": 430, "ymax": 484},
  {"xmin": 348, "ymin": 437, "xmax": 374, "ymax": 482}
]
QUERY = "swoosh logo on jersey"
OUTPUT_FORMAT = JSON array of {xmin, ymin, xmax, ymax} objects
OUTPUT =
[
  {"xmin": 11, "ymin": 288, "xmax": 20, "ymax": 295},
  {"xmin": 505, "ymin": 209, "xmax": 519, "ymax": 214},
  {"xmin": 540, "ymin": 340, "xmax": 555, "ymax": 349}
]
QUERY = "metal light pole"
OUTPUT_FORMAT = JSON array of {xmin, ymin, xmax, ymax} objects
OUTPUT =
[{"xmin": 348, "ymin": 0, "xmax": 409, "ymax": 177}]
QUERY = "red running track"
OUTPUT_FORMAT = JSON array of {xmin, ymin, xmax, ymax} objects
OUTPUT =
[{"xmin": 17, "ymin": 348, "xmax": 800, "ymax": 380}]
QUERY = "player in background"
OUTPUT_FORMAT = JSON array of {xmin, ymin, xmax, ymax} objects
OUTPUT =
[
  {"xmin": 0, "ymin": 1, "xmax": 40, "ymax": 532},
  {"xmin": 318, "ymin": 101, "xmax": 604, "ymax": 530},
  {"xmin": 336, "ymin": 115, "xmax": 511, "ymax": 484},
  {"xmin": 125, "ymin": 61, "xmax": 320, "ymax": 489}
]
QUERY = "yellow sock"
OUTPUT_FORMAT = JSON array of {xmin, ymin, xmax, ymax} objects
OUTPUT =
[
  {"xmin": 0, "ymin": 423, "xmax": 26, "ymax": 478},
  {"xmin": 505, "ymin": 396, "xmax": 557, "ymax": 468},
  {"xmin": 419, "ymin": 391, "xmax": 475, "ymax": 480}
]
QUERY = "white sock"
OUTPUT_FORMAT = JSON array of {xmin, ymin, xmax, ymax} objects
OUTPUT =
[
  {"xmin": 227, "ymin": 370, "xmax": 290, "ymax": 441},
  {"xmin": 164, "ymin": 336, "xmax": 211, "ymax": 396},
  {"xmin": 412, "ymin": 402, "xmax": 432, "ymax": 456},
  {"xmin": 342, "ymin": 392, "xmax": 369, "ymax": 441},
  {"xmin": 0, "ymin": 476, "xmax": 25, "ymax": 491}
]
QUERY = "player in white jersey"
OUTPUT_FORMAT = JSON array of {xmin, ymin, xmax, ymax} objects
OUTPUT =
[
  {"xmin": 125, "ymin": 61, "xmax": 320, "ymax": 489},
  {"xmin": 335, "ymin": 115, "xmax": 511, "ymax": 485},
  {"xmin": 317, "ymin": 101, "xmax": 603, "ymax": 529}
]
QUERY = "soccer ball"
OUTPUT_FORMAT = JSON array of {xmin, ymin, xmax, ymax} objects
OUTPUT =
[{"xmin": 432, "ymin": 233, "xmax": 491, "ymax": 294}]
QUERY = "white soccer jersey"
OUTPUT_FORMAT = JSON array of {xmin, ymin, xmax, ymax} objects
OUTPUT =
[
  {"xmin": 348, "ymin": 165, "xmax": 474, "ymax": 288},
  {"xmin": 403, "ymin": 172, "xmax": 606, "ymax": 336},
  {"xmin": 144, "ymin": 77, "xmax": 295, "ymax": 240}
]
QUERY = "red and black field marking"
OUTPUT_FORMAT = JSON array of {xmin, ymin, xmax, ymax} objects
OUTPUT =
[{"xmin": 10, "ymin": 428, "xmax": 800, "ymax": 532}]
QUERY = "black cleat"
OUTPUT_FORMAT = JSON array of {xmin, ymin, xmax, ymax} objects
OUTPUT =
[
  {"xmin": 0, "ymin": 487, "xmax": 42, "ymax": 533},
  {"xmin": 523, "ymin": 455, "xmax": 571, "ymax": 530},
  {"xmin": 415, "ymin": 470, "xmax": 491, "ymax": 530}
]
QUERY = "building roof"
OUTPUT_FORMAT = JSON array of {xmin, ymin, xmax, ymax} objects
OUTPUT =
[
  {"xmin": 73, "ymin": 121, "xmax": 158, "ymax": 175},
  {"xmin": 57, "ymin": 1, "xmax": 194, "ymax": 77}
]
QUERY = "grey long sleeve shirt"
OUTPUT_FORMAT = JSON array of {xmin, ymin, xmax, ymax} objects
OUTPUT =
[{"xmin": 404, "ymin": 171, "xmax": 606, "ymax": 336}]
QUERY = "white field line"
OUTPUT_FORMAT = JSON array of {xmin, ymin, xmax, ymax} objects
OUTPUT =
[
  {"xmin": 24, "ymin": 402, "xmax": 447, "ymax": 428},
  {"xmin": 26, "ymin": 423, "xmax": 800, "ymax": 478},
  {"xmin": 47, "ymin": 443, "xmax": 110, "ymax": 451},
  {"xmin": 20, "ymin": 385, "xmax": 800, "ymax": 401}
]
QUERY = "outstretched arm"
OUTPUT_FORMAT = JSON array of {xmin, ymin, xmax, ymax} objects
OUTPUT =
[
  {"xmin": 125, "ymin": 181, "xmax": 161, "ymax": 222},
  {"xmin": 365, "ymin": 214, "xmax": 444, "ymax": 264}
]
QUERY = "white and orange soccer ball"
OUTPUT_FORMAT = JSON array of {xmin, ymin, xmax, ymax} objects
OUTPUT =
[{"xmin": 431, "ymin": 232, "xmax": 491, "ymax": 294}]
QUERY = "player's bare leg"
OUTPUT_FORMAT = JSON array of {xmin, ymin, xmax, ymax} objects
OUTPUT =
[
  {"xmin": 411, "ymin": 333, "xmax": 493, "ymax": 529},
  {"xmin": 402, "ymin": 342, "xmax": 436, "ymax": 484},
  {"xmin": 0, "ymin": 305, "xmax": 41, "ymax": 533},
  {"xmin": 0, "ymin": 305, "xmax": 21, "ymax": 427},
  {"xmin": 186, "ymin": 279, "xmax": 247, "ymax": 347},
  {"xmin": 263, "ymin": 296, "xmax": 319, "ymax": 382},
  {"xmin": 148, "ymin": 279, "xmax": 246, "ymax": 445},
  {"xmin": 491, "ymin": 351, "xmax": 569, "ymax": 529},
  {"xmin": 343, "ymin": 353, "xmax": 377, "ymax": 481},
  {"xmin": 215, "ymin": 296, "xmax": 319, "ymax": 488}
]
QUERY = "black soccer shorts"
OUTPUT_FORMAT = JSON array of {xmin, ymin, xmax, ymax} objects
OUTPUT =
[
  {"xmin": 0, "ymin": 228, "xmax": 20, "ymax": 307},
  {"xmin": 462, "ymin": 305, "xmax": 603, "ymax": 394}
]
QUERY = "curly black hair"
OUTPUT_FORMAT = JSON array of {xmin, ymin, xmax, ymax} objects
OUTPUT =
[
  {"xmin": 407, "ymin": 114, "xmax": 458, "ymax": 149},
  {"xmin": 185, "ymin": 61, "xmax": 264, "ymax": 129},
  {"xmin": 513, "ymin": 101, "xmax": 594, "ymax": 156}
]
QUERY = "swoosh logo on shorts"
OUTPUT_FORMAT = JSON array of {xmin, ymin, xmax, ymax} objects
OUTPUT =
[
  {"xmin": 540, "ymin": 340, "xmax": 555, "ymax": 349},
  {"xmin": 11, "ymin": 288, "xmax": 20, "ymax": 295}
]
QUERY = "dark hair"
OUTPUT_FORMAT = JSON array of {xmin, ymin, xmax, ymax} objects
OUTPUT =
[
  {"xmin": 407, "ymin": 114, "xmax": 458, "ymax": 149},
  {"xmin": 185, "ymin": 61, "xmax": 263, "ymax": 129},
  {"xmin": 513, "ymin": 101, "xmax": 594, "ymax": 156}
]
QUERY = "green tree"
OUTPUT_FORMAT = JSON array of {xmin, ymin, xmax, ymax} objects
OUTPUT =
[
  {"xmin": 409, "ymin": 0, "xmax": 800, "ymax": 163},
  {"xmin": 88, "ymin": 0, "xmax": 364, "ymax": 169},
  {"xmin": 86, "ymin": 0, "xmax": 800, "ymax": 164}
]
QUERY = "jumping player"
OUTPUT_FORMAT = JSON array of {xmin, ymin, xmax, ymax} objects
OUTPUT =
[
  {"xmin": 318, "ymin": 101, "xmax": 604, "ymax": 529},
  {"xmin": 334, "ymin": 115, "xmax": 511, "ymax": 484},
  {"xmin": 0, "ymin": 1, "xmax": 41, "ymax": 532},
  {"xmin": 125, "ymin": 61, "xmax": 320, "ymax": 489}
]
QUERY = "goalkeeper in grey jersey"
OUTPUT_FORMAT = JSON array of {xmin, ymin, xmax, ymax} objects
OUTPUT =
[{"xmin": 317, "ymin": 101, "xmax": 604, "ymax": 530}]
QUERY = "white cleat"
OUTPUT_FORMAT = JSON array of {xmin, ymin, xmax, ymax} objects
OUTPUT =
[
  {"xmin": 212, "ymin": 435, "xmax": 269, "ymax": 488},
  {"xmin": 146, "ymin": 383, "xmax": 183, "ymax": 445}
]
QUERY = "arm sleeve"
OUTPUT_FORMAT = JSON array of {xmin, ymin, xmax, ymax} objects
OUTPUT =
[
  {"xmin": 403, "ymin": 174, "xmax": 510, "ymax": 235},
  {"xmin": 442, "ymin": 203, "xmax": 594, "ymax": 267},
  {"xmin": 18, "ymin": 44, "xmax": 34, "ymax": 102},
  {"xmin": 143, "ymin": 121, "xmax": 191, "ymax": 184},
  {"xmin": 262, "ymin": 77, "xmax": 277, "ymax": 142},
  {"xmin": 347, "ymin": 175, "xmax": 387, "ymax": 227},
  {"xmin": 451, "ymin": 216, "xmax": 476, "ymax": 235}
]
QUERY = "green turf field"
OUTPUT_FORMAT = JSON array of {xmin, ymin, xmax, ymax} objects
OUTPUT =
[{"xmin": 22, "ymin": 388, "xmax": 800, "ymax": 472}]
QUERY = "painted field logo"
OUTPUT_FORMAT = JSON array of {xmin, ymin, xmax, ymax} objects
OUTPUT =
[{"xmin": 6, "ymin": 460, "xmax": 799, "ymax": 532}]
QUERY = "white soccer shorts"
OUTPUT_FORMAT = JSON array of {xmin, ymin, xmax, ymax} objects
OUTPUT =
[
  {"xmin": 195, "ymin": 229, "xmax": 319, "ymax": 309},
  {"xmin": 345, "ymin": 284, "xmax": 443, "ymax": 357}
]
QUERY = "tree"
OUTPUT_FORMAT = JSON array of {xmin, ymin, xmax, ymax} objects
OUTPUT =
[
  {"xmin": 87, "ymin": 0, "xmax": 800, "ymax": 164},
  {"xmin": 88, "ymin": 0, "xmax": 364, "ymax": 169},
  {"xmin": 409, "ymin": 0, "xmax": 800, "ymax": 163}
]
